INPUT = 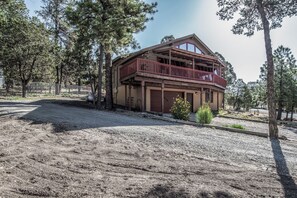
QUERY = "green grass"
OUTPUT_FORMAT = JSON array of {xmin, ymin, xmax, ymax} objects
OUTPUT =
[{"xmin": 224, "ymin": 124, "xmax": 245, "ymax": 130}]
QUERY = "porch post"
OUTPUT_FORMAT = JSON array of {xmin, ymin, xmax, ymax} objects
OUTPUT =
[
  {"xmin": 200, "ymin": 88, "xmax": 203, "ymax": 106},
  {"xmin": 128, "ymin": 81, "xmax": 132, "ymax": 111},
  {"xmin": 223, "ymin": 92, "xmax": 225, "ymax": 109},
  {"xmin": 161, "ymin": 81, "xmax": 164, "ymax": 114},
  {"xmin": 192, "ymin": 58, "xmax": 195, "ymax": 78},
  {"xmin": 217, "ymin": 91, "xmax": 220, "ymax": 111},
  {"xmin": 125, "ymin": 84, "xmax": 127, "ymax": 109},
  {"xmin": 212, "ymin": 62, "xmax": 215, "ymax": 82},
  {"xmin": 169, "ymin": 50, "xmax": 172, "ymax": 76},
  {"xmin": 141, "ymin": 81, "xmax": 145, "ymax": 112},
  {"xmin": 169, "ymin": 49, "xmax": 172, "ymax": 65}
]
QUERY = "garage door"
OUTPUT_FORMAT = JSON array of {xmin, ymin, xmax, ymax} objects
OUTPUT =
[{"xmin": 151, "ymin": 90, "xmax": 184, "ymax": 113}]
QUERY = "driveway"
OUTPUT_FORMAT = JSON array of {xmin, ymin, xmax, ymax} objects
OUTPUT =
[{"xmin": 0, "ymin": 100, "xmax": 297, "ymax": 197}]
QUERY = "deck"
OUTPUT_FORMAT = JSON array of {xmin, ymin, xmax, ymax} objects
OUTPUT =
[{"xmin": 120, "ymin": 58, "xmax": 227, "ymax": 88}]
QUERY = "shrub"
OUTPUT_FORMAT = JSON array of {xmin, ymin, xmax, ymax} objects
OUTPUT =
[
  {"xmin": 170, "ymin": 96, "xmax": 191, "ymax": 121},
  {"xmin": 196, "ymin": 104, "xmax": 213, "ymax": 124},
  {"xmin": 218, "ymin": 108, "xmax": 227, "ymax": 116},
  {"xmin": 230, "ymin": 124, "xmax": 245, "ymax": 130}
]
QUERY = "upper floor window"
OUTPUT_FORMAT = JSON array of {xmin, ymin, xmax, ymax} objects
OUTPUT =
[{"xmin": 175, "ymin": 42, "xmax": 204, "ymax": 54}]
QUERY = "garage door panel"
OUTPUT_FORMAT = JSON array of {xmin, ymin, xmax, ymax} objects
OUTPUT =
[
  {"xmin": 151, "ymin": 90, "xmax": 184, "ymax": 113},
  {"xmin": 150, "ymin": 90, "xmax": 161, "ymax": 112}
]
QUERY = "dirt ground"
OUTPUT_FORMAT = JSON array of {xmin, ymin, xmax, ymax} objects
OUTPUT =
[{"xmin": 0, "ymin": 100, "xmax": 297, "ymax": 197}]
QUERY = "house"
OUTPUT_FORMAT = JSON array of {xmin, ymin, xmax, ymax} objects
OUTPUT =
[{"xmin": 112, "ymin": 34, "xmax": 227, "ymax": 113}]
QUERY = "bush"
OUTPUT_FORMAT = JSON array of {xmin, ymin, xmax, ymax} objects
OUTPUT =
[
  {"xmin": 170, "ymin": 96, "xmax": 191, "ymax": 121},
  {"xmin": 230, "ymin": 124, "xmax": 245, "ymax": 130},
  {"xmin": 196, "ymin": 104, "xmax": 213, "ymax": 124}
]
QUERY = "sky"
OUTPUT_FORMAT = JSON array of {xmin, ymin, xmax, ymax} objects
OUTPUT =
[{"xmin": 24, "ymin": 0, "xmax": 297, "ymax": 83}]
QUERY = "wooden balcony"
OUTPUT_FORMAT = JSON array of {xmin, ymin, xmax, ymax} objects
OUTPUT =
[{"xmin": 120, "ymin": 58, "xmax": 227, "ymax": 88}]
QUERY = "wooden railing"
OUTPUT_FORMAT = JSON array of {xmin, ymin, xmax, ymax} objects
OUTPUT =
[{"xmin": 120, "ymin": 58, "xmax": 227, "ymax": 88}]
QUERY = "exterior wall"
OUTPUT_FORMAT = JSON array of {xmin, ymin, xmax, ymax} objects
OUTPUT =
[
  {"xmin": 115, "ymin": 84, "xmax": 142, "ymax": 109},
  {"xmin": 201, "ymin": 91, "xmax": 223, "ymax": 111},
  {"xmin": 114, "ymin": 82, "xmax": 224, "ymax": 112},
  {"xmin": 145, "ymin": 87, "xmax": 202, "ymax": 112},
  {"xmin": 209, "ymin": 91, "xmax": 218, "ymax": 110}
]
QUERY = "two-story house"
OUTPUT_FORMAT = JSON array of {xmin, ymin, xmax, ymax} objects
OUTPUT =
[{"xmin": 112, "ymin": 34, "xmax": 227, "ymax": 113}]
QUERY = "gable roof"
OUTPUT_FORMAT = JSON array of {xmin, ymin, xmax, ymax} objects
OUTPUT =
[{"xmin": 113, "ymin": 33, "xmax": 221, "ymax": 66}]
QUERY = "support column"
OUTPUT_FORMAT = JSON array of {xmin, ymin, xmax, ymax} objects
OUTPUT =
[
  {"xmin": 169, "ymin": 50, "xmax": 172, "ymax": 76},
  {"xmin": 223, "ymin": 92, "xmax": 225, "ymax": 109},
  {"xmin": 212, "ymin": 62, "xmax": 215, "ymax": 82},
  {"xmin": 125, "ymin": 85, "xmax": 127, "ymax": 109},
  {"xmin": 128, "ymin": 82, "xmax": 132, "ymax": 111},
  {"xmin": 141, "ymin": 81, "xmax": 145, "ymax": 112},
  {"xmin": 200, "ymin": 88, "xmax": 203, "ymax": 106},
  {"xmin": 192, "ymin": 58, "xmax": 195, "ymax": 78},
  {"xmin": 161, "ymin": 82, "xmax": 164, "ymax": 114},
  {"xmin": 169, "ymin": 50, "xmax": 172, "ymax": 65},
  {"xmin": 217, "ymin": 91, "xmax": 220, "ymax": 111}
]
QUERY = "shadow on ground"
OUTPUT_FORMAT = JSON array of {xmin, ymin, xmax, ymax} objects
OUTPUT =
[
  {"xmin": 271, "ymin": 139, "xmax": 297, "ymax": 197},
  {"xmin": 0, "ymin": 100, "xmax": 178, "ymax": 133},
  {"xmin": 142, "ymin": 184, "xmax": 233, "ymax": 198}
]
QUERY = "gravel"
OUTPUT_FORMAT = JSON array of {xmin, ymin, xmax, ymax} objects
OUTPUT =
[{"xmin": 0, "ymin": 100, "xmax": 297, "ymax": 197}]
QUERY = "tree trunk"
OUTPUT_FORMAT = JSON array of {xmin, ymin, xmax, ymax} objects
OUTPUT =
[
  {"xmin": 59, "ymin": 64, "xmax": 63, "ymax": 94},
  {"xmin": 277, "ymin": 64, "xmax": 284, "ymax": 120},
  {"xmin": 21, "ymin": 81, "xmax": 27, "ymax": 98},
  {"xmin": 257, "ymin": 0, "xmax": 278, "ymax": 138},
  {"xmin": 105, "ymin": 51, "xmax": 113, "ymax": 110},
  {"xmin": 55, "ymin": 66, "xmax": 59, "ymax": 95},
  {"xmin": 291, "ymin": 105, "xmax": 294, "ymax": 122},
  {"xmin": 78, "ymin": 77, "xmax": 81, "ymax": 94},
  {"xmin": 97, "ymin": 45, "xmax": 104, "ymax": 110}
]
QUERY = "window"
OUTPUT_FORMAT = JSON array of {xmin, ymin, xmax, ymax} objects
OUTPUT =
[
  {"xmin": 188, "ymin": 43, "xmax": 195, "ymax": 52},
  {"xmin": 195, "ymin": 46, "xmax": 202, "ymax": 54},
  {"xmin": 175, "ymin": 42, "xmax": 203, "ymax": 54},
  {"xmin": 205, "ymin": 89, "xmax": 214, "ymax": 103},
  {"xmin": 179, "ymin": 43, "xmax": 187, "ymax": 50}
]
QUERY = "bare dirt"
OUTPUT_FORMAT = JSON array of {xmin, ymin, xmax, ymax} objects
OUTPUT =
[{"xmin": 0, "ymin": 100, "xmax": 297, "ymax": 197}]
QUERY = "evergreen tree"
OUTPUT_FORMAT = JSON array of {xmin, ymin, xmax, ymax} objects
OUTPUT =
[
  {"xmin": 160, "ymin": 35, "xmax": 175, "ymax": 44},
  {"xmin": 260, "ymin": 46, "xmax": 297, "ymax": 120},
  {"xmin": 217, "ymin": 0, "xmax": 297, "ymax": 138},
  {"xmin": 0, "ymin": 1, "xmax": 53, "ymax": 97},
  {"xmin": 39, "ymin": 0, "xmax": 70, "ymax": 95}
]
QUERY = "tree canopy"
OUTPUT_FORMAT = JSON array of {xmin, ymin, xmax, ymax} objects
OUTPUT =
[{"xmin": 217, "ymin": 0, "xmax": 297, "ymax": 138}]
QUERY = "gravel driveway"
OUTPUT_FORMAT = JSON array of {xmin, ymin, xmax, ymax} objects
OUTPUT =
[{"xmin": 0, "ymin": 100, "xmax": 297, "ymax": 197}]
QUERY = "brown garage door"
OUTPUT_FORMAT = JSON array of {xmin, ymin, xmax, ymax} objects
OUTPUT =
[{"xmin": 151, "ymin": 90, "xmax": 184, "ymax": 113}]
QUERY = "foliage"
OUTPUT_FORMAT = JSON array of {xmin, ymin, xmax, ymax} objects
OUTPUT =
[
  {"xmin": 225, "ymin": 124, "xmax": 245, "ymax": 130},
  {"xmin": 215, "ymin": 52, "xmax": 237, "ymax": 86},
  {"xmin": 216, "ymin": 0, "xmax": 297, "ymax": 138},
  {"xmin": 66, "ymin": 0, "xmax": 157, "ymax": 109},
  {"xmin": 170, "ymin": 96, "xmax": 191, "ymax": 121},
  {"xmin": 218, "ymin": 108, "xmax": 227, "ymax": 116},
  {"xmin": 249, "ymin": 81, "xmax": 267, "ymax": 108},
  {"xmin": 226, "ymin": 79, "xmax": 246, "ymax": 110},
  {"xmin": 196, "ymin": 104, "xmax": 213, "ymax": 124},
  {"xmin": 38, "ymin": 0, "xmax": 71, "ymax": 94},
  {"xmin": 160, "ymin": 35, "xmax": 175, "ymax": 44},
  {"xmin": 0, "ymin": 0, "xmax": 54, "ymax": 97},
  {"xmin": 260, "ymin": 46, "xmax": 297, "ymax": 120}
]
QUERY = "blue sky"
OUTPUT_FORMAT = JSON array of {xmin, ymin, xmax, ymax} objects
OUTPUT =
[{"xmin": 24, "ymin": 0, "xmax": 297, "ymax": 82}]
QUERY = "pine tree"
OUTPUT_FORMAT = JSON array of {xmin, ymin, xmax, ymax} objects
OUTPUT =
[{"xmin": 217, "ymin": 0, "xmax": 297, "ymax": 138}]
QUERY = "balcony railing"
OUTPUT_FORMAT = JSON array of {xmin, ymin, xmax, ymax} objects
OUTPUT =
[{"xmin": 120, "ymin": 58, "xmax": 227, "ymax": 88}]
